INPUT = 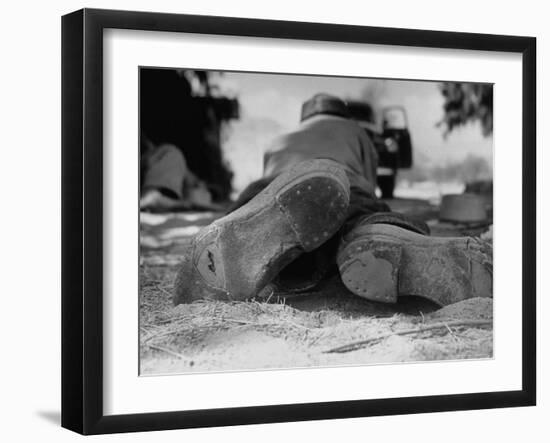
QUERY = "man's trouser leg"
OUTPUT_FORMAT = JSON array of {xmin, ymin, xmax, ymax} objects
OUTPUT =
[{"xmin": 141, "ymin": 143, "xmax": 188, "ymax": 199}]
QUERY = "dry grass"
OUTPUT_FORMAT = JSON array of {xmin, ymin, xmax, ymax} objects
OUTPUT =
[
  {"xmin": 139, "ymin": 259, "xmax": 493, "ymax": 374},
  {"xmin": 139, "ymin": 209, "xmax": 493, "ymax": 375}
]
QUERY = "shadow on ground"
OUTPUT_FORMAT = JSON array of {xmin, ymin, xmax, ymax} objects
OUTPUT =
[{"xmin": 36, "ymin": 410, "xmax": 60, "ymax": 426}]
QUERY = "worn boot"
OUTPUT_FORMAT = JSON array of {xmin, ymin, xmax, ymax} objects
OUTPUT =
[
  {"xmin": 337, "ymin": 213, "xmax": 492, "ymax": 306},
  {"xmin": 173, "ymin": 159, "xmax": 350, "ymax": 304}
]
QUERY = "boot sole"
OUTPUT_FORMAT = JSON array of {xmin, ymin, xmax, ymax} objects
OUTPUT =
[
  {"xmin": 190, "ymin": 159, "xmax": 350, "ymax": 300},
  {"xmin": 337, "ymin": 224, "xmax": 492, "ymax": 306}
]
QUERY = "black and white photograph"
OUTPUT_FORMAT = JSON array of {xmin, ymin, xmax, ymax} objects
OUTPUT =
[{"xmin": 138, "ymin": 68, "xmax": 494, "ymax": 375}]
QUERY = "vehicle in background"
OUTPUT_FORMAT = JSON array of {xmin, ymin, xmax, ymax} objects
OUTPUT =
[{"xmin": 347, "ymin": 101, "xmax": 413, "ymax": 199}]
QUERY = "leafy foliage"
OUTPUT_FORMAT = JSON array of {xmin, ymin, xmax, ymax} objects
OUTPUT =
[{"xmin": 438, "ymin": 83, "xmax": 493, "ymax": 137}]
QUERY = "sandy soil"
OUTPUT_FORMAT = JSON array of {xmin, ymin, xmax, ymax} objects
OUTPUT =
[{"xmin": 139, "ymin": 199, "xmax": 493, "ymax": 375}]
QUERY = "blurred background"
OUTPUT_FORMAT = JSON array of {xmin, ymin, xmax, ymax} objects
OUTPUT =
[
  {"xmin": 140, "ymin": 68, "xmax": 493, "ymax": 208},
  {"xmin": 216, "ymin": 71, "xmax": 493, "ymax": 202}
]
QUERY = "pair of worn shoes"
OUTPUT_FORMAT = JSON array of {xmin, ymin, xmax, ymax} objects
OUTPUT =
[{"xmin": 173, "ymin": 159, "xmax": 492, "ymax": 307}]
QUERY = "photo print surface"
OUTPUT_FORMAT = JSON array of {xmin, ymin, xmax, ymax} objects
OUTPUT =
[{"xmin": 139, "ymin": 68, "xmax": 494, "ymax": 375}]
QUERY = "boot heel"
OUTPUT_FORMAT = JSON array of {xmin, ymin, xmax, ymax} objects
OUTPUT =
[
  {"xmin": 277, "ymin": 176, "xmax": 349, "ymax": 252},
  {"xmin": 338, "ymin": 240, "xmax": 402, "ymax": 303}
]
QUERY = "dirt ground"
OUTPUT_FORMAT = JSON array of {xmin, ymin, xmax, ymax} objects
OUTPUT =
[{"xmin": 139, "ymin": 198, "xmax": 493, "ymax": 375}]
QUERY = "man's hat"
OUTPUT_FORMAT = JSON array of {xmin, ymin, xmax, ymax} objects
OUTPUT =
[{"xmin": 300, "ymin": 93, "xmax": 350, "ymax": 122}]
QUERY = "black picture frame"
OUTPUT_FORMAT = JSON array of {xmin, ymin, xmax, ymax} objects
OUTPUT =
[{"xmin": 61, "ymin": 8, "xmax": 536, "ymax": 435}]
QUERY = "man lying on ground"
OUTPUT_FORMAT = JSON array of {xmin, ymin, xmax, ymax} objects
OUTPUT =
[
  {"xmin": 173, "ymin": 93, "xmax": 492, "ymax": 307},
  {"xmin": 140, "ymin": 134, "xmax": 221, "ymax": 212}
]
